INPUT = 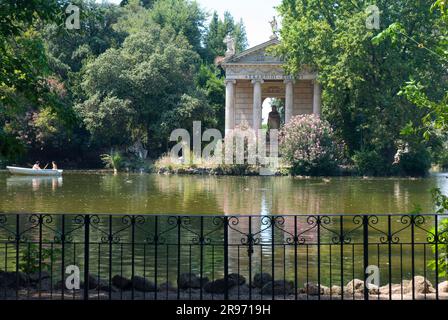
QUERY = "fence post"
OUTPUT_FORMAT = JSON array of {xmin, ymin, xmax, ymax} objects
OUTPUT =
[
  {"xmin": 84, "ymin": 214, "xmax": 90, "ymax": 301},
  {"xmin": 435, "ymin": 215, "xmax": 439, "ymax": 300},
  {"xmin": 224, "ymin": 216, "xmax": 229, "ymax": 301},
  {"xmin": 15, "ymin": 214, "xmax": 20, "ymax": 300},
  {"xmin": 61, "ymin": 215, "xmax": 65, "ymax": 300},
  {"xmin": 317, "ymin": 216, "xmax": 321, "ymax": 301},
  {"xmin": 363, "ymin": 215, "xmax": 369, "ymax": 301},
  {"xmin": 131, "ymin": 216, "xmax": 136, "ymax": 300}
]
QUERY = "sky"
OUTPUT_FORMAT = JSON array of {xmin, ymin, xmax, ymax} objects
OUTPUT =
[
  {"xmin": 195, "ymin": 0, "xmax": 282, "ymax": 47},
  {"xmin": 100, "ymin": 0, "xmax": 282, "ymax": 47}
]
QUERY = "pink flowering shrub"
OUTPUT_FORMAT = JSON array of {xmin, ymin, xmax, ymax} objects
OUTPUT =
[{"xmin": 280, "ymin": 114, "xmax": 344, "ymax": 175}]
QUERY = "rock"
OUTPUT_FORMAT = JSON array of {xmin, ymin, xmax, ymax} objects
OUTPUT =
[
  {"xmin": 36, "ymin": 278, "xmax": 52, "ymax": 291},
  {"xmin": 29, "ymin": 271, "xmax": 50, "ymax": 283},
  {"xmin": 112, "ymin": 275, "xmax": 132, "ymax": 290},
  {"xmin": 97, "ymin": 279, "xmax": 118, "ymax": 292},
  {"xmin": 228, "ymin": 284, "xmax": 250, "ymax": 296},
  {"xmin": 304, "ymin": 282, "xmax": 328, "ymax": 296},
  {"xmin": 80, "ymin": 274, "xmax": 100, "ymax": 290},
  {"xmin": 367, "ymin": 284, "xmax": 380, "ymax": 295},
  {"xmin": 0, "ymin": 271, "xmax": 29, "ymax": 288},
  {"xmin": 438, "ymin": 281, "xmax": 448, "ymax": 293},
  {"xmin": 204, "ymin": 274, "xmax": 246, "ymax": 294},
  {"xmin": 228, "ymin": 273, "xmax": 246, "ymax": 286},
  {"xmin": 253, "ymin": 273, "xmax": 272, "ymax": 288},
  {"xmin": 204, "ymin": 279, "xmax": 227, "ymax": 294},
  {"xmin": 379, "ymin": 283, "xmax": 403, "ymax": 295},
  {"xmin": 132, "ymin": 276, "xmax": 156, "ymax": 292},
  {"xmin": 158, "ymin": 282, "xmax": 176, "ymax": 292},
  {"xmin": 331, "ymin": 285, "xmax": 342, "ymax": 296},
  {"xmin": 345, "ymin": 279, "xmax": 364, "ymax": 294},
  {"xmin": 261, "ymin": 280, "xmax": 294, "ymax": 295},
  {"xmin": 410, "ymin": 276, "xmax": 435, "ymax": 294},
  {"xmin": 177, "ymin": 273, "xmax": 208, "ymax": 290}
]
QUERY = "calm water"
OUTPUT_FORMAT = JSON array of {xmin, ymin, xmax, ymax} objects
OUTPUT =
[
  {"xmin": 1, "ymin": 171, "xmax": 447, "ymax": 215},
  {"xmin": 1, "ymin": 171, "xmax": 447, "ymax": 288}
]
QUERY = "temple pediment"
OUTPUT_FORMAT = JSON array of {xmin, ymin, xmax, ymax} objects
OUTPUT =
[
  {"xmin": 222, "ymin": 39, "xmax": 282, "ymax": 66},
  {"xmin": 221, "ymin": 38, "xmax": 315, "ymax": 81}
]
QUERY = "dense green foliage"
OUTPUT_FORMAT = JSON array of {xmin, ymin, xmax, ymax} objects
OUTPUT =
[
  {"xmin": 428, "ymin": 188, "xmax": 448, "ymax": 278},
  {"xmin": 0, "ymin": 0, "xmax": 247, "ymax": 167},
  {"xmin": 276, "ymin": 0, "xmax": 447, "ymax": 176}
]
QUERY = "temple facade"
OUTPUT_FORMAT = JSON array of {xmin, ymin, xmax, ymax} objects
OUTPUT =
[{"xmin": 220, "ymin": 38, "xmax": 322, "ymax": 133}]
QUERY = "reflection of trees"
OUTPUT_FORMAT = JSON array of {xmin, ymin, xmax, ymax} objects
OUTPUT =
[{"xmin": 0, "ymin": 173, "xmax": 441, "ymax": 215}]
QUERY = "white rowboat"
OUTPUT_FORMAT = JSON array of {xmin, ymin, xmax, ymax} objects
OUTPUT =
[{"xmin": 6, "ymin": 166, "xmax": 63, "ymax": 176}]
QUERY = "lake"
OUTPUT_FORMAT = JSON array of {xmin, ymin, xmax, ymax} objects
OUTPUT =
[
  {"xmin": 1, "ymin": 171, "xmax": 447, "ymax": 290},
  {"xmin": 1, "ymin": 171, "xmax": 447, "ymax": 215}
]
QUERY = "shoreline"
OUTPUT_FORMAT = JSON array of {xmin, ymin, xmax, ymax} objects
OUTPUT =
[{"xmin": 0, "ymin": 168, "xmax": 441, "ymax": 180}]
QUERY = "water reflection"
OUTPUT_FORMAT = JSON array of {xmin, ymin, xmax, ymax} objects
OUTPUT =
[
  {"xmin": 0, "ymin": 172, "xmax": 442, "ymax": 214},
  {"xmin": 7, "ymin": 176, "xmax": 63, "ymax": 192}
]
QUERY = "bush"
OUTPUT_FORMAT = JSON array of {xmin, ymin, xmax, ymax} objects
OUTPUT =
[
  {"xmin": 100, "ymin": 150, "xmax": 123, "ymax": 174},
  {"xmin": 434, "ymin": 141, "xmax": 448, "ymax": 170},
  {"xmin": 428, "ymin": 188, "xmax": 448, "ymax": 278},
  {"xmin": 397, "ymin": 144, "xmax": 431, "ymax": 176},
  {"xmin": 280, "ymin": 115, "xmax": 344, "ymax": 176},
  {"xmin": 352, "ymin": 149, "xmax": 390, "ymax": 176}
]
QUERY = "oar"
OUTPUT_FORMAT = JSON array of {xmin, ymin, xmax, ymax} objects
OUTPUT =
[{"xmin": 43, "ymin": 163, "xmax": 49, "ymax": 169}]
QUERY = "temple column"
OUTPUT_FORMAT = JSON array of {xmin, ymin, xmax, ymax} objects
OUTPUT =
[
  {"xmin": 225, "ymin": 79, "xmax": 236, "ymax": 134},
  {"xmin": 284, "ymin": 79, "xmax": 294, "ymax": 124},
  {"xmin": 312, "ymin": 80, "xmax": 322, "ymax": 116},
  {"xmin": 252, "ymin": 79, "xmax": 264, "ymax": 131}
]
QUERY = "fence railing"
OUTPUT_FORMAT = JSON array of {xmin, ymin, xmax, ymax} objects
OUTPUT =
[{"xmin": 0, "ymin": 213, "xmax": 447, "ymax": 300}]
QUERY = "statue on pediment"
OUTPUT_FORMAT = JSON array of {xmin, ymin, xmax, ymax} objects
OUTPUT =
[
  {"xmin": 223, "ymin": 34, "xmax": 236, "ymax": 58},
  {"xmin": 269, "ymin": 16, "xmax": 279, "ymax": 40}
]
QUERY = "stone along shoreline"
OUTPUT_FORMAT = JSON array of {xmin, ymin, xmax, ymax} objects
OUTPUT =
[{"xmin": 1, "ymin": 270, "xmax": 448, "ymax": 300}]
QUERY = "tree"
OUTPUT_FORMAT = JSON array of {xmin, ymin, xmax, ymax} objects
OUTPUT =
[
  {"xmin": 77, "ymin": 24, "xmax": 213, "ymax": 155},
  {"xmin": 75, "ymin": 94, "xmax": 135, "ymax": 147},
  {"xmin": 0, "ymin": 0, "xmax": 69, "ymax": 161},
  {"xmin": 276, "ymin": 0, "xmax": 447, "ymax": 176},
  {"xmin": 203, "ymin": 11, "xmax": 248, "ymax": 63},
  {"xmin": 150, "ymin": 0, "xmax": 206, "ymax": 55},
  {"xmin": 380, "ymin": 1, "xmax": 448, "ymax": 138}
]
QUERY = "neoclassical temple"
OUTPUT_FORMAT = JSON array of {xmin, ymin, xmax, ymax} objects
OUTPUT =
[{"xmin": 220, "ymin": 37, "xmax": 321, "ymax": 133}]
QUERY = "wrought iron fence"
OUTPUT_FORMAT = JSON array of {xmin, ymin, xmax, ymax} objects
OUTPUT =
[{"xmin": 0, "ymin": 213, "xmax": 447, "ymax": 300}]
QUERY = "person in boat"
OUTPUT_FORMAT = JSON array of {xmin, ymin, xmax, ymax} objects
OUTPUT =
[
  {"xmin": 32, "ymin": 161, "xmax": 41, "ymax": 170},
  {"xmin": 52, "ymin": 161, "xmax": 58, "ymax": 170}
]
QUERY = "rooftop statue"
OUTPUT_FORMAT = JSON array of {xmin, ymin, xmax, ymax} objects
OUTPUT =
[
  {"xmin": 269, "ymin": 16, "xmax": 279, "ymax": 40},
  {"xmin": 223, "ymin": 35, "xmax": 236, "ymax": 58}
]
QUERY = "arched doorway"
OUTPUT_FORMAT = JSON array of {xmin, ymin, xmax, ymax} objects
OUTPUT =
[{"xmin": 262, "ymin": 98, "xmax": 285, "ymax": 130}]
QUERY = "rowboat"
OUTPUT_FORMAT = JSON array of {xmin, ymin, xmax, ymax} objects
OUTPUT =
[{"xmin": 6, "ymin": 166, "xmax": 63, "ymax": 176}]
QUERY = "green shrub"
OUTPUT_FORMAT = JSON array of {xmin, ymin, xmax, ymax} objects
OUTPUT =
[
  {"xmin": 428, "ymin": 188, "xmax": 448, "ymax": 278},
  {"xmin": 397, "ymin": 144, "xmax": 431, "ymax": 176},
  {"xmin": 434, "ymin": 142, "xmax": 448, "ymax": 170},
  {"xmin": 101, "ymin": 150, "xmax": 123, "ymax": 173},
  {"xmin": 352, "ymin": 149, "xmax": 390, "ymax": 176},
  {"xmin": 19, "ymin": 243, "xmax": 60, "ymax": 274}
]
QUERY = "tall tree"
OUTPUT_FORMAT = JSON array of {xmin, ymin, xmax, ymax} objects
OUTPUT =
[
  {"xmin": 204, "ymin": 11, "xmax": 248, "ymax": 63},
  {"xmin": 76, "ymin": 24, "xmax": 215, "ymax": 155},
  {"xmin": 276, "ymin": 0, "xmax": 447, "ymax": 175},
  {"xmin": 0, "ymin": 0, "xmax": 69, "ymax": 161}
]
